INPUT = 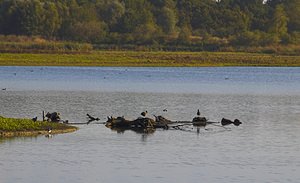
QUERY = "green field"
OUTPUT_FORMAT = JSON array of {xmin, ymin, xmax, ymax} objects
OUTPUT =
[
  {"xmin": 0, "ymin": 116, "xmax": 77, "ymax": 137},
  {"xmin": 0, "ymin": 51, "xmax": 300, "ymax": 67}
]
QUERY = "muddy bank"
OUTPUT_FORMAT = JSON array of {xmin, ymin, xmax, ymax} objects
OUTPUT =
[{"xmin": 0, "ymin": 127, "xmax": 77, "ymax": 138}]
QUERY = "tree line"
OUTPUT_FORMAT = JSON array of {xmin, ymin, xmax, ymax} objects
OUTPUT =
[{"xmin": 0, "ymin": 0, "xmax": 299, "ymax": 49}]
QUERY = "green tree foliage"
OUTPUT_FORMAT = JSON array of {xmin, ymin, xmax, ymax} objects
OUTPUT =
[
  {"xmin": 284, "ymin": 0, "xmax": 300, "ymax": 32},
  {"xmin": 177, "ymin": 23, "xmax": 191, "ymax": 44},
  {"xmin": 156, "ymin": 7, "xmax": 177, "ymax": 34},
  {"xmin": 269, "ymin": 4, "xmax": 288, "ymax": 37},
  {"xmin": 0, "ymin": 0, "xmax": 299, "ymax": 47},
  {"xmin": 96, "ymin": 0, "xmax": 125, "ymax": 31},
  {"xmin": 42, "ymin": 2, "xmax": 61, "ymax": 37},
  {"xmin": 69, "ymin": 21, "xmax": 107, "ymax": 43}
]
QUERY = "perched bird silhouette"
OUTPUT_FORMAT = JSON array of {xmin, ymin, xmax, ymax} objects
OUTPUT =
[
  {"xmin": 197, "ymin": 109, "xmax": 200, "ymax": 116},
  {"xmin": 87, "ymin": 114, "xmax": 100, "ymax": 121},
  {"xmin": 32, "ymin": 117, "xmax": 37, "ymax": 122},
  {"xmin": 141, "ymin": 111, "xmax": 148, "ymax": 117}
]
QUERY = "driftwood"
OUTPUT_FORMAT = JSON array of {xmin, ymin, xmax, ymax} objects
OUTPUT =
[
  {"xmin": 106, "ymin": 116, "xmax": 160, "ymax": 129},
  {"xmin": 104, "ymin": 115, "xmax": 238, "ymax": 132},
  {"xmin": 192, "ymin": 117, "xmax": 208, "ymax": 126},
  {"xmin": 42, "ymin": 111, "xmax": 70, "ymax": 124},
  {"xmin": 39, "ymin": 110, "xmax": 242, "ymax": 134},
  {"xmin": 221, "ymin": 118, "xmax": 242, "ymax": 126},
  {"xmin": 86, "ymin": 114, "xmax": 100, "ymax": 124},
  {"xmin": 45, "ymin": 112, "xmax": 61, "ymax": 122}
]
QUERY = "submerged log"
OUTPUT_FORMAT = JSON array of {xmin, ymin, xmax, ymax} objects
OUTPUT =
[
  {"xmin": 105, "ymin": 115, "xmax": 169, "ymax": 130},
  {"xmin": 154, "ymin": 115, "xmax": 170, "ymax": 129},
  {"xmin": 105, "ymin": 116, "xmax": 132, "ymax": 128},
  {"xmin": 105, "ymin": 114, "xmax": 241, "ymax": 134},
  {"xmin": 221, "ymin": 118, "xmax": 242, "ymax": 126},
  {"xmin": 192, "ymin": 117, "xmax": 207, "ymax": 126}
]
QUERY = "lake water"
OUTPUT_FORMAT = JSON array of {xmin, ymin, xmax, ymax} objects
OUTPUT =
[{"xmin": 0, "ymin": 66, "xmax": 300, "ymax": 183}]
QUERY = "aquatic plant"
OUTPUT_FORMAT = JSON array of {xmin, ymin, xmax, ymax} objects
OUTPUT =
[{"xmin": 0, "ymin": 116, "xmax": 74, "ymax": 132}]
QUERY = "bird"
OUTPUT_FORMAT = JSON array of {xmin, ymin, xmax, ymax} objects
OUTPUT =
[
  {"xmin": 87, "ymin": 114, "xmax": 100, "ymax": 121},
  {"xmin": 32, "ymin": 116, "xmax": 37, "ymax": 122},
  {"xmin": 48, "ymin": 128, "xmax": 52, "ymax": 134},
  {"xmin": 141, "ymin": 111, "xmax": 148, "ymax": 117},
  {"xmin": 197, "ymin": 109, "xmax": 200, "ymax": 116},
  {"xmin": 2, "ymin": 88, "xmax": 6, "ymax": 91},
  {"xmin": 163, "ymin": 109, "xmax": 167, "ymax": 112}
]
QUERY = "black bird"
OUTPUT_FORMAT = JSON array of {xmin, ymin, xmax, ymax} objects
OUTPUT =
[
  {"xmin": 141, "ymin": 111, "xmax": 148, "ymax": 117},
  {"xmin": 87, "ymin": 114, "xmax": 100, "ymax": 121},
  {"xmin": 2, "ymin": 88, "xmax": 6, "ymax": 91},
  {"xmin": 197, "ymin": 109, "xmax": 200, "ymax": 116},
  {"xmin": 163, "ymin": 109, "xmax": 167, "ymax": 112},
  {"xmin": 32, "ymin": 117, "xmax": 37, "ymax": 122}
]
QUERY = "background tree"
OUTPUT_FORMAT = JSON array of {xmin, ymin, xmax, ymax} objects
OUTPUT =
[
  {"xmin": 0, "ymin": 0, "xmax": 299, "ymax": 47},
  {"xmin": 96, "ymin": 0, "xmax": 125, "ymax": 31},
  {"xmin": 269, "ymin": 4, "xmax": 288, "ymax": 38},
  {"xmin": 156, "ymin": 6, "xmax": 177, "ymax": 34},
  {"xmin": 42, "ymin": 2, "xmax": 61, "ymax": 38},
  {"xmin": 284, "ymin": 0, "xmax": 300, "ymax": 33}
]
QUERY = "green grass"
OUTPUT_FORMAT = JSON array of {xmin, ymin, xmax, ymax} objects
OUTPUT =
[
  {"xmin": 0, "ymin": 116, "xmax": 75, "ymax": 132},
  {"xmin": 0, "ymin": 51, "xmax": 300, "ymax": 67}
]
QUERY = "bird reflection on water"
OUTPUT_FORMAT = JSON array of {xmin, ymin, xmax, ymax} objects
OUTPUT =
[{"xmin": 108, "ymin": 127, "xmax": 155, "ymax": 142}]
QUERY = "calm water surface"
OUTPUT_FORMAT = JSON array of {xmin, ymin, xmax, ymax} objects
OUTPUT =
[{"xmin": 0, "ymin": 67, "xmax": 300, "ymax": 183}]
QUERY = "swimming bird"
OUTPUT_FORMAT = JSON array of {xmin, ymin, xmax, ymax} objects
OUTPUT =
[
  {"xmin": 197, "ymin": 109, "xmax": 200, "ymax": 116},
  {"xmin": 163, "ymin": 109, "xmax": 167, "ymax": 112},
  {"xmin": 141, "ymin": 111, "xmax": 148, "ymax": 117},
  {"xmin": 2, "ymin": 88, "xmax": 6, "ymax": 91},
  {"xmin": 32, "ymin": 117, "xmax": 37, "ymax": 122}
]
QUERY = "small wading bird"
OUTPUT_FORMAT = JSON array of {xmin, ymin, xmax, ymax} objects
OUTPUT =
[
  {"xmin": 141, "ymin": 111, "xmax": 148, "ymax": 117},
  {"xmin": 197, "ymin": 109, "xmax": 200, "ymax": 116}
]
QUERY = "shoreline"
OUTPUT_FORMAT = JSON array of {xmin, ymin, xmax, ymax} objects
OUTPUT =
[
  {"xmin": 0, "ymin": 51, "xmax": 299, "ymax": 67},
  {"xmin": 0, "ymin": 116, "xmax": 78, "ymax": 138},
  {"xmin": 0, "ymin": 127, "xmax": 78, "ymax": 138}
]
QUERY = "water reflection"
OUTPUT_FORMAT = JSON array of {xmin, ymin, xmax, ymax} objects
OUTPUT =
[
  {"xmin": 108, "ymin": 127, "xmax": 156, "ymax": 135},
  {"xmin": 108, "ymin": 127, "xmax": 155, "ymax": 142}
]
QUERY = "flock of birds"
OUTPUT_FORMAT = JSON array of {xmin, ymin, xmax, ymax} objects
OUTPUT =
[
  {"xmin": 29, "ymin": 109, "xmax": 203, "ymax": 135},
  {"xmin": 140, "ymin": 109, "xmax": 200, "ymax": 117},
  {"xmin": 32, "ymin": 109, "xmax": 201, "ymax": 124}
]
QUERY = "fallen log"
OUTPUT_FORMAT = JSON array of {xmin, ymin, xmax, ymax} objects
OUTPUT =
[
  {"xmin": 104, "ymin": 114, "xmax": 241, "ymax": 134},
  {"xmin": 221, "ymin": 118, "xmax": 242, "ymax": 126}
]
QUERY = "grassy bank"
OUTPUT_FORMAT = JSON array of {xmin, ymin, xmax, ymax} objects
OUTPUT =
[
  {"xmin": 0, "ymin": 116, "xmax": 77, "ymax": 137},
  {"xmin": 0, "ymin": 51, "xmax": 300, "ymax": 67}
]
